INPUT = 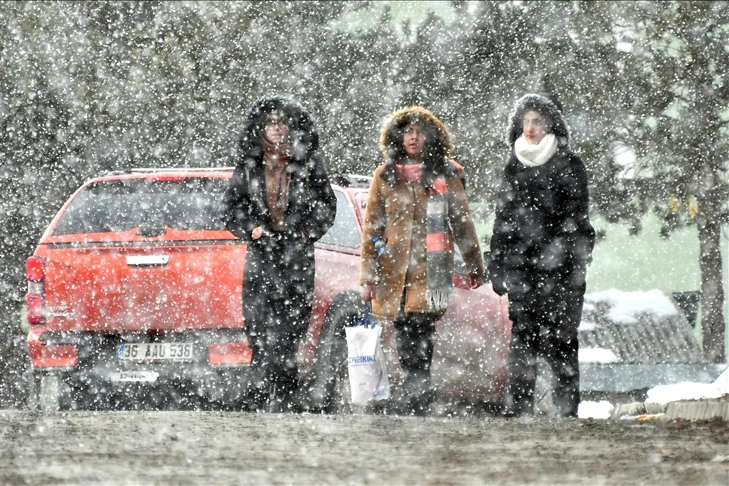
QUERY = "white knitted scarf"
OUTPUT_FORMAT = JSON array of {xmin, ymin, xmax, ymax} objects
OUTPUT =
[{"xmin": 514, "ymin": 133, "xmax": 558, "ymax": 167}]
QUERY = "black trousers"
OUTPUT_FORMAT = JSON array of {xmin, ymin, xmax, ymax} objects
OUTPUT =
[
  {"xmin": 243, "ymin": 240, "xmax": 314, "ymax": 410},
  {"xmin": 392, "ymin": 300, "xmax": 444, "ymax": 414},
  {"xmin": 505, "ymin": 285, "xmax": 584, "ymax": 417}
]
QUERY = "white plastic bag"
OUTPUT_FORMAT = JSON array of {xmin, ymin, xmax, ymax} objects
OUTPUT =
[{"xmin": 345, "ymin": 313, "xmax": 390, "ymax": 405}]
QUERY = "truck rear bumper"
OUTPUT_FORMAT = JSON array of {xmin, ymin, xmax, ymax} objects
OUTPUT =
[
  {"xmin": 33, "ymin": 364, "xmax": 254, "ymax": 409},
  {"xmin": 29, "ymin": 328, "xmax": 254, "ymax": 408}
]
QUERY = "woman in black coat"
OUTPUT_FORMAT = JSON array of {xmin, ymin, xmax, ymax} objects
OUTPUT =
[
  {"xmin": 488, "ymin": 93, "xmax": 595, "ymax": 418},
  {"xmin": 223, "ymin": 96, "xmax": 337, "ymax": 412}
]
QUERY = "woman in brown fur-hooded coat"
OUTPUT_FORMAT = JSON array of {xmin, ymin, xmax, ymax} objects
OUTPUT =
[{"xmin": 360, "ymin": 106, "xmax": 484, "ymax": 414}]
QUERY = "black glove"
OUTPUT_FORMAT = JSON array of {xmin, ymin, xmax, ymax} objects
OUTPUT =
[
  {"xmin": 491, "ymin": 278, "xmax": 508, "ymax": 296},
  {"xmin": 487, "ymin": 257, "xmax": 508, "ymax": 296}
]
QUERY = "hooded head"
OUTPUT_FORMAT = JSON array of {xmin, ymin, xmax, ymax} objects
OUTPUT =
[
  {"xmin": 505, "ymin": 93, "xmax": 569, "ymax": 149},
  {"xmin": 238, "ymin": 96, "xmax": 319, "ymax": 166},
  {"xmin": 379, "ymin": 106, "xmax": 453, "ymax": 184}
]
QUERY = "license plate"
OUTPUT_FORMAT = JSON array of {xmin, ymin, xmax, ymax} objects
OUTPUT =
[{"xmin": 117, "ymin": 342, "xmax": 194, "ymax": 361}]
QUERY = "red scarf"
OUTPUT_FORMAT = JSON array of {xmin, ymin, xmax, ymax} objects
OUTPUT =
[{"xmin": 395, "ymin": 163, "xmax": 423, "ymax": 183}]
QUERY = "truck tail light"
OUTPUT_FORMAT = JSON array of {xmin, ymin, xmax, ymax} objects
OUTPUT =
[
  {"xmin": 27, "ymin": 328, "xmax": 78, "ymax": 368},
  {"xmin": 27, "ymin": 256, "xmax": 45, "ymax": 282},
  {"xmin": 208, "ymin": 342, "xmax": 252, "ymax": 365},
  {"xmin": 25, "ymin": 256, "xmax": 46, "ymax": 325}
]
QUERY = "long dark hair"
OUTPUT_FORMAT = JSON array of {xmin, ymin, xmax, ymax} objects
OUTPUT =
[{"xmin": 238, "ymin": 96, "xmax": 319, "ymax": 166}]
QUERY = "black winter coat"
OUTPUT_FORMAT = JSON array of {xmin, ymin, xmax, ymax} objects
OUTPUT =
[
  {"xmin": 221, "ymin": 96, "xmax": 336, "ymax": 344},
  {"xmin": 222, "ymin": 153, "xmax": 336, "ymax": 342},
  {"xmin": 488, "ymin": 149, "xmax": 595, "ymax": 303},
  {"xmin": 223, "ymin": 156, "xmax": 336, "ymax": 248},
  {"xmin": 222, "ymin": 95, "xmax": 336, "ymax": 251}
]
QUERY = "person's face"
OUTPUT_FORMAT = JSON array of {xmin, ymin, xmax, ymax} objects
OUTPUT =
[
  {"xmin": 263, "ymin": 111, "xmax": 290, "ymax": 145},
  {"xmin": 522, "ymin": 110, "xmax": 549, "ymax": 145},
  {"xmin": 403, "ymin": 123, "xmax": 426, "ymax": 159}
]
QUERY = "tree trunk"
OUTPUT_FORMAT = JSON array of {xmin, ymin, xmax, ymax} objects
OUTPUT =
[{"xmin": 697, "ymin": 205, "xmax": 726, "ymax": 363}]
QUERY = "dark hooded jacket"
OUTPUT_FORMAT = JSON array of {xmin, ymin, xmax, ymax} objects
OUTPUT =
[
  {"xmin": 488, "ymin": 94, "xmax": 595, "ymax": 303},
  {"xmin": 223, "ymin": 96, "xmax": 336, "ymax": 246},
  {"xmin": 222, "ymin": 96, "xmax": 336, "ymax": 349}
]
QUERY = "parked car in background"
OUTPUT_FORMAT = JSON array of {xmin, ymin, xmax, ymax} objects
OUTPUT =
[{"xmin": 25, "ymin": 168, "xmax": 511, "ymax": 412}]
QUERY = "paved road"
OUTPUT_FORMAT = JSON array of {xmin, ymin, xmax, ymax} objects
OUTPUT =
[{"xmin": 0, "ymin": 410, "xmax": 727, "ymax": 485}]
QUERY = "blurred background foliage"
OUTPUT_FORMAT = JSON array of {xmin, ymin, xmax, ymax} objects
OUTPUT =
[{"xmin": 1, "ymin": 1, "xmax": 729, "ymax": 405}]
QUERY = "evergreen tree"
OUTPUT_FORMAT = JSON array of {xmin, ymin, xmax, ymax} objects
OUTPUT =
[{"xmin": 605, "ymin": 1, "xmax": 729, "ymax": 362}]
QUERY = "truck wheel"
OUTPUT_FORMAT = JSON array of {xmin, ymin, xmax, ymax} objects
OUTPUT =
[{"xmin": 312, "ymin": 298, "xmax": 365, "ymax": 414}]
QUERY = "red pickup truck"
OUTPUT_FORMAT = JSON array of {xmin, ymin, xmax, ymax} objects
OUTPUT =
[{"xmin": 25, "ymin": 168, "xmax": 511, "ymax": 412}]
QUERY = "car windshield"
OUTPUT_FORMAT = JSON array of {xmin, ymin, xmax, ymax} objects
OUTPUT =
[{"xmin": 52, "ymin": 177, "xmax": 228, "ymax": 235}]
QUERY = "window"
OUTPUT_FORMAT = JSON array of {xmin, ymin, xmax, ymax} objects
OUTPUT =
[
  {"xmin": 53, "ymin": 178, "xmax": 228, "ymax": 235},
  {"xmin": 318, "ymin": 191, "xmax": 360, "ymax": 248}
]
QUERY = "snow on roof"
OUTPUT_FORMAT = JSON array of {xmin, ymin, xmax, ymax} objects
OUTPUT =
[
  {"xmin": 577, "ymin": 289, "xmax": 728, "ymax": 418},
  {"xmin": 579, "ymin": 347, "xmax": 619, "ymax": 364},
  {"xmin": 584, "ymin": 288, "xmax": 678, "ymax": 325}
]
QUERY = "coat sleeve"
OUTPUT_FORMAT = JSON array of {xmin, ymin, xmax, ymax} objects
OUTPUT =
[
  {"xmin": 558, "ymin": 154, "xmax": 595, "ymax": 266},
  {"xmin": 360, "ymin": 172, "xmax": 386, "ymax": 286},
  {"xmin": 302, "ymin": 154, "xmax": 337, "ymax": 243},
  {"xmin": 488, "ymin": 164, "xmax": 515, "ymax": 296},
  {"xmin": 447, "ymin": 174, "xmax": 484, "ymax": 281},
  {"xmin": 222, "ymin": 164, "xmax": 257, "ymax": 242}
]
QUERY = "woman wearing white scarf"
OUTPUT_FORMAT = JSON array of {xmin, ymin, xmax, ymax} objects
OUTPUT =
[{"xmin": 488, "ymin": 93, "xmax": 595, "ymax": 418}]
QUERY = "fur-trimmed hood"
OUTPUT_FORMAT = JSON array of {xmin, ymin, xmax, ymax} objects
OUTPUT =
[
  {"xmin": 378, "ymin": 106, "xmax": 456, "ymax": 187},
  {"xmin": 238, "ymin": 96, "xmax": 319, "ymax": 167},
  {"xmin": 379, "ymin": 106, "xmax": 453, "ymax": 161},
  {"xmin": 505, "ymin": 94, "xmax": 570, "ymax": 149}
]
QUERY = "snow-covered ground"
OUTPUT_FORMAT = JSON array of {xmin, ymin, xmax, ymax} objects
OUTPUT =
[
  {"xmin": 578, "ymin": 400, "xmax": 615, "ymax": 419},
  {"xmin": 645, "ymin": 368, "xmax": 729, "ymax": 406}
]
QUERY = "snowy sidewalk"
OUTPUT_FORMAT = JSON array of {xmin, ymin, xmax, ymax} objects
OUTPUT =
[
  {"xmin": 583, "ymin": 365, "xmax": 729, "ymax": 421},
  {"xmin": 575, "ymin": 289, "xmax": 729, "ymax": 422}
]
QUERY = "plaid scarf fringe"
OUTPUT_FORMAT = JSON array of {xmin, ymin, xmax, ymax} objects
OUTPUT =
[{"xmin": 426, "ymin": 176, "xmax": 452, "ymax": 312}]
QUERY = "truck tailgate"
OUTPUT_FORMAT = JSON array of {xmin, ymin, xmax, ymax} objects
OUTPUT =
[{"xmin": 42, "ymin": 240, "xmax": 245, "ymax": 332}]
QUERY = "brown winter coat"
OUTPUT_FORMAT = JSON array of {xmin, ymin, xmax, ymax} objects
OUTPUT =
[{"xmin": 360, "ymin": 163, "xmax": 484, "ymax": 320}]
